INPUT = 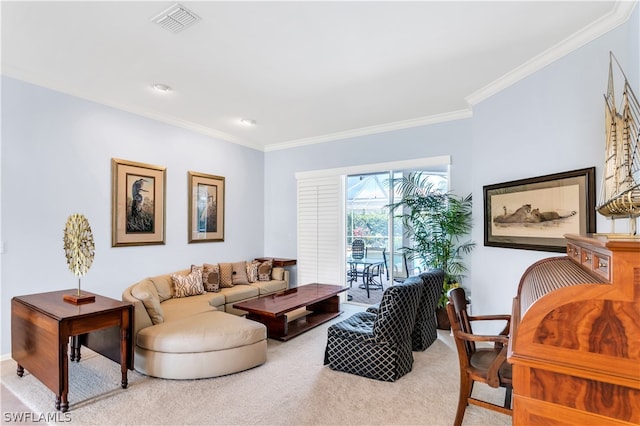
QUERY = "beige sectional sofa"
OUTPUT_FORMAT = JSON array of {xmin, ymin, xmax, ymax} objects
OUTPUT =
[{"xmin": 122, "ymin": 263, "xmax": 289, "ymax": 379}]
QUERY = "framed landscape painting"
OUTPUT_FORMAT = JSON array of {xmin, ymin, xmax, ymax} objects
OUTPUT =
[
  {"xmin": 112, "ymin": 158, "xmax": 166, "ymax": 247},
  {"xmin": 483, "ymin": 167, "xmax": 596, "ymax": 252},
  {"xmin": 188, "ymin": 171, "xmax": 225, "ymax": 243}
]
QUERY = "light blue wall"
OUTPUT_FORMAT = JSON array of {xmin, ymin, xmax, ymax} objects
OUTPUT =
[
  {"xmin": 470, "ymin": 8, "xmax": 638, "ymax": 317},
  {"xmin": 1, "ymin": 78, "xmax": 266, "ymax": 354}
]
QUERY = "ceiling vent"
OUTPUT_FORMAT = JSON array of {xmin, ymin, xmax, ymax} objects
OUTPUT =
[{"xmin": 151, "ymin": 3, "xmax": 200, "ymax": 33}]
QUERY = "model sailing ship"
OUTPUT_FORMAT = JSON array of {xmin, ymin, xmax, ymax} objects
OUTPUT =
[{"xmin": 597, "ymin": 52, "xmax": 640, "ymax": 235}]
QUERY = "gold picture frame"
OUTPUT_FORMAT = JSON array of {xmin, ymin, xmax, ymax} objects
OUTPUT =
[
  {"xmin": 188, "ymin": 171, "xmax": 225, "ymax": 243},
  {"xmin": 112, "ymin": 158, "xmax": 166, "ymax": 247}
]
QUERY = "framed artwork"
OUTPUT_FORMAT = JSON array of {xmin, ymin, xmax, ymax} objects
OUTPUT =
[
  {"xmin": 483, "ymin": 167, "xmax": 596, "ymax": 252},
  {"xmin": 111, "ymin": 158, "xmax": 166, "ymax": 247},
  {"xmin": 188, "ymin": 171, "xmax": 225, "ymax": 243}
]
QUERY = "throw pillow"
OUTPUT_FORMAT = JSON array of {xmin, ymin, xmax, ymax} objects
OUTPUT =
[
  {"xmin": 150, "ymin": 274, "xmax": 174, "ymax": 302},
  {"xmin": 218, "ymin": 263, "xmax": 234, "ymax": 288},
  {"xmin": 131, "ymin": 279, "xmax": 164, "ymax": 324},
  {"xmin": 257, "ymin": 260, "xmax": 273, "ymax": 281},
  {"xmin": 171, "ymin": 270, "xmax": 205, "ymax": 298},
  {"xmin": 191, "ymin": 264, "xmax": 204, "ymax": 280},
  {"xmin": 272, "ymin": 267, "xmax": 284, "ymax": 281},
  {"xmin": 232, "ymin": 261, "xmax": 249, "ymax": 285},
  {"xmin": 246, "ymin": 260, "xmax": 259, "ymax": 283},
  {"xmin": 202, "ymin": 263, "xmax": 220, "ymax": 292}
]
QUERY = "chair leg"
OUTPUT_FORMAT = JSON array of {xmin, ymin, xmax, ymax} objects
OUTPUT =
[
  {"xmin": 504, "ymin": 386, "xmax": 512, "ymax": 409},
  {"xmin": 365, "ymin": 271, "xmax": 370, "ymax": 298},
  {"xmin": 454, "ymin": 375, "xmax": 473, "ymax": 426}
]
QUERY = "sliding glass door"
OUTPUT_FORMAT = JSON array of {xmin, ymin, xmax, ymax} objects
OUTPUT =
[
  {"xmin": 346, "ymin": 168, "xmax": 448, "ymax": 285},
  {"xmin": 296, "ymin": 156, "xmax": 450, "ymax": 291}
]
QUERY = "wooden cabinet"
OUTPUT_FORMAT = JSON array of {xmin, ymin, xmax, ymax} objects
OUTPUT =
[{"xmin": 508, "ymin": 234, "xmax": 640, "ymax": 425}]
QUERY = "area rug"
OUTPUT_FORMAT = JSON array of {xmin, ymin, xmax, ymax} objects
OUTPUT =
[{"xmin": 1, "ymin": 304, "xmax": 511, "ymax": 425}]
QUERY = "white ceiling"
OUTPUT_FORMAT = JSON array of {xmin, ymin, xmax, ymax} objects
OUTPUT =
[{"xmin": 1, "ymin": 1, "xmax": 635, "ymax": 151}]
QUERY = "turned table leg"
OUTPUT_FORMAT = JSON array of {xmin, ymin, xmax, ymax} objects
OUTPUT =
[{"xmin": 70, "ymin": 335, "xmax": 81, "ymax": 362}]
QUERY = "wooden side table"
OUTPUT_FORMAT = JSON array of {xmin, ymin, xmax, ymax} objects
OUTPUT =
[
  {"xmin": 11, "ymin": 289, "xmax": 133, "ymax": 412},
  {"xmin": 254, "ymin": 257, "xmax": 297, "ymax": 267}
]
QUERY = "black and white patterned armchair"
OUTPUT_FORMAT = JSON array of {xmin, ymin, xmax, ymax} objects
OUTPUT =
[
  {"xmin": 367, "ymin": 269, "xmax": 444, "ymax": 351},
  {"xmin": 323, "ymin": 281, "xmax": 422, "ymax": 382}
]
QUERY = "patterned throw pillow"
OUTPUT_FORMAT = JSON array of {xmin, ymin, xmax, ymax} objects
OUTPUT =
[
  {"xmin": 202, "ymin": 263, "xmax": 220, "ymax": 292},
  {"xmin": 191, "ymin": 264, "xmax": 203, "ymax": 278},
  {"xmin": 171, "ymin": 269, "xmax": 205, "ymax": 298},
  {"xmin": 218, "ymin": 263, "xmax": 234, "ymax": 288},
  {"xmin": 232, "ymin": 261, "xmax": 249, "ymax": 285},
  {"xmin": 246, "ymin": 260, "xmax": 259, "ymax": 283},
  {"xmin": 258, "ymin": 260, "xmax": 273, "ymax": 281}
]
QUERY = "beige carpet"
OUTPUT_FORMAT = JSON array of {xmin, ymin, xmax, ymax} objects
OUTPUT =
[{"xmin": 1, "ymin": 304, "xmax": 511, "ymax": 425}]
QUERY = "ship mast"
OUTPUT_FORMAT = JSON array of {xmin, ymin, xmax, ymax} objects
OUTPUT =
[{"xmin": 596, "ymin": 52, "xmax": 640, "ymax": 235}]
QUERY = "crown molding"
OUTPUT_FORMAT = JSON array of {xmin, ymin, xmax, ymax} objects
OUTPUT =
[
  {"xmin": 465, "ymin": 0, "xmax": 638, "ymax": 106},
  {"xmin": 265, "ymin": 109, "xmax": 472, "ymax": 152}
]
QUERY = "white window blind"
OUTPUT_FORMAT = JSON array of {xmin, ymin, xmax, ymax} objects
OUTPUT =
[{"xmin": 297, "ymin": 176, "xmax": 343, "ymax": 285}]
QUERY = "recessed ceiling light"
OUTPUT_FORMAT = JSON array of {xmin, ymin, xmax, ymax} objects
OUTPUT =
[
  {"xmin": 153, "ymin": 83, "xmax": 172, "ymax": 93},
  {"xmin": 239, "ymin": 118, "xmax": 256, "ymax": 126}
]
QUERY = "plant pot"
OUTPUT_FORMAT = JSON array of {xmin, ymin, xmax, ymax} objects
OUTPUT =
[{"xmin": 436, "ymin": 307, "xmax": 450, "ymax": 330}]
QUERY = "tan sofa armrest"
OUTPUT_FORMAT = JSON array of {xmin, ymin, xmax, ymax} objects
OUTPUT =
[{"xmin": 122, "ymin": 283, "xmax": 154, "ymax": 338}]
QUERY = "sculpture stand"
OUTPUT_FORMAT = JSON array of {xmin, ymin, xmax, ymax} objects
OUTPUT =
[{"xmin": 63, "ymin": 278, "xmax": 95, "ymax": 305}]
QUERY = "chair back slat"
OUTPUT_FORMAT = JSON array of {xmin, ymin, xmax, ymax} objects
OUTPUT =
[{"xmin": 447, "ymin": 287, "xmax": 475, "ymax": 359}]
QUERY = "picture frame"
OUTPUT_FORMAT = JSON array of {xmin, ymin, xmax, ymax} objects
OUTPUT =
[
  {"xmin": 188, "ymin": 171, "xmax": 225, "ymax": 243},
  {"xmin": 111, "ymin": 158, "xmax": 166, "ymax": 247},
  {"xmin": 483, "ymin": 167, "xmax": 596, "ymax": 252}
]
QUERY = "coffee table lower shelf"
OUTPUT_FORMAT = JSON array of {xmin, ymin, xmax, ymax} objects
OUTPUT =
[{"xmin": 247, "ymin": 309, "xmax": 342, "ymax": 341}]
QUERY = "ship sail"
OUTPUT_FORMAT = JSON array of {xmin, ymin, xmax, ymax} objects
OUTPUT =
[{"xmin": 596, "ymin": 53, "xmax": 640, "ymax": 223}]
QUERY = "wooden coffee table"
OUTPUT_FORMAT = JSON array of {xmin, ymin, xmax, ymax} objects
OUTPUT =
[{"xmin": 233, "ymin": 283, "xmax": 347, "ymax": 341}]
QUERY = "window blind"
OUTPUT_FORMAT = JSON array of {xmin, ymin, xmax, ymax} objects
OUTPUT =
[{"xmin": 297, "ymin": 176, "xmax": 343, "ymax": 285}]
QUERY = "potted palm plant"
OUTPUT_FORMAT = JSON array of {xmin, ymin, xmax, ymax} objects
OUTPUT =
[{"xmin": 387, "ymin": 172, "xmax": 475, "ymax": 329}]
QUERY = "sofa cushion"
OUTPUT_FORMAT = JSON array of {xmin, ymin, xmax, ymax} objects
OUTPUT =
[
  {"xmin": 161, "ymin": 293, "xmax": 219, "ymax": 322},
  {"xmin": 171, "ymin": 269, "xmax": 205, "ymax": 298},
  {"xmin": 257, "ymin": 260, "xmax": 273, "ymax": 281},
  {"xmin": 151, "ymin": 273, "xmax": 179, "ymax": 302},
  {"xmin": 219, "ymin": 263, "xmax": 234, "ymax": 288},
  {"xmin": 206, "ymin": 292, "xmax": 226, "ymax": 308},
  {"xmin": 136, "ymin": 311, "xmax": 266, "ymax": 353},
  {"xmin": 232, "ymin": 261, "xmax": 249, "ymax": 285},
  {"xmin": 220, "ymin": 285, "xmax": 259, "ymax": 303},
  {"xmin": 202, "ymin": 263, "xmax": 220, "ymax": 292},
  {"xmin": 131, "ymin": 279, "xmax": 164, "ymax": 324},
  {"xmin": 251, "ymin": 279, "xmax": 287, "ymax": 295}
]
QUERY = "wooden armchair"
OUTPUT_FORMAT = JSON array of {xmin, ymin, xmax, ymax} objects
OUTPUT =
[{"xmin": 446, "ymin": 287, "xmax": 512, "ymax": 426}]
